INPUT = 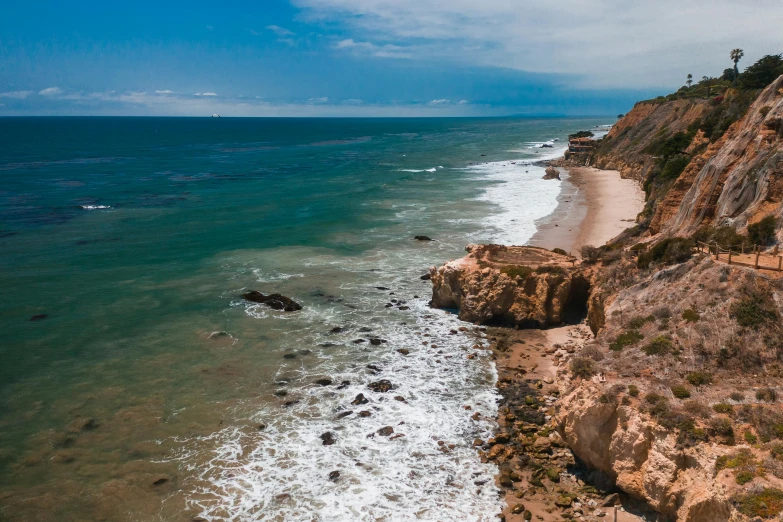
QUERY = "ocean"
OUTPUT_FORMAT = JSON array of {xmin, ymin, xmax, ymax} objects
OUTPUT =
[{"xmin": 0, "ymin": 116, "xmax": 610, "ymax": 521}]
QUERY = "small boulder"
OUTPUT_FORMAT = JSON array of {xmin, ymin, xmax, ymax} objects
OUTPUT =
[
  {"xmin": 352, "ymin": 393, "xmax": 369, "ymax": 405},
  {"xmin": 328, "ymin": 470, "xmax": 340, "ymax": 481},
  {"xmin": 377, "ymin": 426, "xmax": 394, "ymax": 436},
  {"xmin": 414, "ymin": 235, "xmax": 433, "ymax": 241},
  {"xmin": 321, "ymin": 432, "xmax": 336, "ymax": 445},
  {"xmin": 242, "ymin": 291, "xmax": 302, "ymax": 312},
  {"xmin": 368, "ymin": 380, "xmax": 393, "ymax": 393},
  {"xmin": 315, "ymin": 378, "xmax": 333, "ymax": 386}
]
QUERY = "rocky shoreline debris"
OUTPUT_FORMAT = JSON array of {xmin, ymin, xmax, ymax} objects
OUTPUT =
[{"xmin": 242, "ymin": 291, "xmax": 302, "ymax": 311}]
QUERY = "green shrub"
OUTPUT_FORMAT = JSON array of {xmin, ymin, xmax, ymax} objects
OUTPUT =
[
  {"xmin": 716, "ymin": 449, "xmax": 754, "ymax": 471},
  {"xmin": 637, "ymin": 237, "xmax": 694, "ymax": 269},
  {"xmin": 735, "ymin": 487, "xmax": 783, "ymax": 518},
  {"xmin": 760, "ymin": 106, "xmax": 772, "ymax": 117},
  {"xmin": 756, "ymin": 388, "xmax": 778, "ymax": 402},
  {"xmin": 551, "ymin": 248, "xmax": 568, "ymax": 256},
  {"xmin": 642, "ymin": 336, "xmax": 673, "ymax": 356},
  {"xmin": 609, "ymin": 330, "xmax": 644, "ymax": 351},
  {"xmin": 744, "ymin": 431, "xmax": 758, "ymax": 444},
  {"xmin": 671, "ymin": 385, "xmax": 691, "ymax": 399},
  {"xmin": 713, "ymin": 403, "xmax": 733, "ymax": 414},
  {"xmin": 628, "ymin": 315, "xmax": 655, "ymax": 329},
  {"xmin": 737, "ymin": 54, "xmax": 783, "ymax": 90},
  {"xmin": 730, "ymin": 392, "xmax": 745, "ymax": 402},
  {"xmin": 628, "ymin": 385, "xmax": 640, "ymax": 397},
  {"xmin": 686, "ymin": 371, "xmax": 713, "ymax": 386},
  {"xmin": 580, "ymin": 245, "xmax": 601, "ymax": 264},
  {"xmin": 645, "ymin": 392, "xmax": 666, "ymax": 404},
  {"xmin": 683, "ymin": 400, "xmax": 712, "ymax": 418},
  {"xmin": 682, "ymin": 309, "xmax": 700, "ymax": 323},
  {"xmin": 731, "ymin": 293, "xmax": 778, "ymax": 328},
  {"xmin": 660, "ymin": 154, "xmax": 691, "ymax": 181},
  {"xmin": 735, "ymin": 471, "xmax": 755, "ymax": 485},
  {"xmin": 747, "ymin": 215, "xmax": 777, "ymax": 246},
  {"xmin": 570, "ymin": 357, "xmax": 597, "ymax": 379}
]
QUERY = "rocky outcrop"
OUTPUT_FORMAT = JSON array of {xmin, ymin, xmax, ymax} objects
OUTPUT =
[
  {"xmin": 543, "ymin": 166, "xmax": 561, "ymax": 180},
  {"xmin": 430, "ymin": 245, "xmax": 591, "ymax": 328},
  {"xmin": 242, "ymin": 291, "xmax": 302, "ymax": 311},
  {"xmin": 557, "ymin": 383, "xmax": 732, "ymax": 522},
  {"xmin": 652, "ymin": 75, "xmax": 783, "ymax": 238}
]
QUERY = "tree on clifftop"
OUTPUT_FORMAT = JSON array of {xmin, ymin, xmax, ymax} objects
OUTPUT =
[
  {"xmin": 702, "ymin": 76, "xmax": 711, "ymax": 98},
  {"xmin": 731, "ymin": 48, "xmax": 745, "ymax": 82},
  {"xmin": 687, "ymin": 74, "xmax": 693, "ymax": 90}
]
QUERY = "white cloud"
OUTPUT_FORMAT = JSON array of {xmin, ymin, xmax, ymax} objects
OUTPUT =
[
  {"xmin": 334, "ymin": 38, "xmax": 413, "ymax": 59},
  {"xmin": 296, "ymin": 0, "xmax": 783, "ymax": 87},
  {"xmin": 458, "ymin": 100, "xmax": 469, "ymax": 104},
  {"xmin": 194, "ymin": 92, "xmax": 218, "ymax": 96},
  {"xmin": 267, "ymin": 25, "xmax": 295, "ymax": 37},
  {"xmin": 0, "ymin": 90, "xmax": 33, "ymax": 99},
  {"xmin": 39, "ymin": 87, "xmax": 62, "ymax": 96},
  {"xmin": 155, "ymin": 90, "xmax": 176, "ymax": 95},
  {"xmin": 429, "ymin": 99, "xmax": 449, "ymax": 105},
  {"xmin": 308, "ymin": 97, "xmax": 329, "ymax": 103}
]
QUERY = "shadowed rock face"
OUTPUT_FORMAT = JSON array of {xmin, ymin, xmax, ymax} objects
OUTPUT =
[{"xmin": 429, "ymin": 245, "xmax": 595, "ymax": 329}]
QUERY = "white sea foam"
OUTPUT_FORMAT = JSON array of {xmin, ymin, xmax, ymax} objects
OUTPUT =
[
  {"xmin": 80, "ymin": 204, "xmax": 111, "ymax": 210},
  {"xmin": 467, "ymin": 153, "xmax": 564, "ymax": 245},
  {"xmin": 166, "ymin": 247, "xmax": 503, "ymax": 521},
  {"xmin": 398, "ymin": 167, "xmax": 437, "ymax": 173}
]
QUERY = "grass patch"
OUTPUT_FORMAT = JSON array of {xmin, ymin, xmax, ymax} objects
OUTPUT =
[
  {"xmin": 628, "ymin": 315, "xmax": 655, "ymax": 329},
  {"xmin": 628, "ymin": 385, "xmax": 639, "ymax": 397},
  {"xmin": 745, "ymin": 431, "xmax": 758, "ymax": 444},
  {"xmin": 713, "ymin": 403, "xmax": 733, "ymax": 414},
  {"xmin": 735, "ymin": 488, "xmax": 783, "ymax": 518},
  {"xmin": 642, "ymin": 335, "xmax": 673, "ymax": 356},
  {"xmin": 535, "ymin": 265, "xmax": 566, "ymax": 275},
  {"xmin": 500, "ymin": 265, "xmax": 533, "ymax": 280},
  {"xmin": 682, "ymin": 308, "xmax": 700, "ymax": 323},
  {"xmin": 609, "ymin": 330, "xmax": 644, "ymax": 352},
  {"xmin": 756, "ymin": 388, "xmax": 777, "ymax": 402}
]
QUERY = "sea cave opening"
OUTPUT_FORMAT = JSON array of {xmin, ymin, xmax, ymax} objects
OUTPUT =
[{"xmin": 563, "ymin": 276, "xmax": 591, "ymax": 325}]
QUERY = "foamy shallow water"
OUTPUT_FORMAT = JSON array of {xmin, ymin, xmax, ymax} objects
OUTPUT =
[{"xmin": 163, "ymin": 247, "xmax": 501, "ymax": 521}]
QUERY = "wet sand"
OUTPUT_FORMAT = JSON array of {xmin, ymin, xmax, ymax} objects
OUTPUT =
[{"xmin": 527, "ymin": 167, "xmax": 645, "ymax": 256}]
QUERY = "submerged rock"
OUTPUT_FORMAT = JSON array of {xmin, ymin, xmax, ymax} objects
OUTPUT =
[
  {"xmin": 242, "ymin": 291, "xmax": 302, "ymax": 312},
  {"xmin": 29, "ymin": 314, "xmax": 48, "ymax": 321},
  {"xmin": 414, "ymin": 235, "xmax": 434, "ymax": 241}
]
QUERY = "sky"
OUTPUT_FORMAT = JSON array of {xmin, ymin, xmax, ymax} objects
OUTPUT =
[{"xmin": 1, "ymin": 0, "xmax": 781, "ymax": 117}]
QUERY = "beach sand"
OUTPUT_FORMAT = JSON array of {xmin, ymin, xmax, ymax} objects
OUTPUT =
[
  {"xmin": 527, "ymin": 167, "xmax": 645, "ymax": 256},
  {"xmin": 495, "ymin": 166, "xmax": 648, "ymax": 521}
]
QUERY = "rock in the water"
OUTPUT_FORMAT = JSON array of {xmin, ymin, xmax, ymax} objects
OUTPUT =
[
  {"xmin": 352, "ymin": 393, "xmax": 369, "ymax": 405},
  {"xmin": 414, "ymin": 235, "xmax": 433, "ymax": 241},
  {"xmin": 330, "ymin": 327, "xmax": 345, "ymax": 333},
  {"xmin": 337, "ymin": 380, "xmax": 351, "ymax": 389},
  {"xmin": 420, "ymin": 273, "xmax": 432, "ymax": 281},
  {"xmin": 337, "ymin": 411, "xmax": 353, "ymax": 419},
  {"xmin": 368, "ymin": 380, "xmax": 393, "ymax": 393},
  {"xmin": 543, "ymin": 166, "xmax": 561, "ymax": 180},
  {"xmin": 208, "ymin": 331, "xmax": 230, "ymax": 339},
  {"xmin": 258, "ymin": 424, "xmax": 267, "ymax": 431},
  {"xmin": 369, "ymin": 338, "xmax": 386, "ymax": 346},
  {"xmin": 377, "ymin": 426, "xmax": 394, "ymax": 436},
  {"xmin": 29, "ymin": 314, "xmax": 48, "ymax": 321},
  {"xmin": 321, "ymin": 432, "xmax": 336, "ymax": 445},
  {"xmin": 328, "ymin": 470, "xmax": 340, "ymax": 481},
  {"xmin": 396, "ymin": 349, "xmax": 410, "ymax": 356},
  {"xmin": 242, "ymin": 291, "xmax": 302, "ymax": 312},
  {"xmin": 315, "ymin": 378, "xmax": 333, "ymax": 386}
]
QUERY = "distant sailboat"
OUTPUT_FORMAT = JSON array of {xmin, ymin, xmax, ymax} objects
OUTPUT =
[{"xmin": 211, "ymin": 114, "xmax": 221, "ymax": 118}]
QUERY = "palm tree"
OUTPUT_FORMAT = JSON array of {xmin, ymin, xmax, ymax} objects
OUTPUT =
[
  {"xmin": 730, "ymin": 49, "xmax": 744, "ymax": 81},
  {"xmin": 702, "ymin": 76, "xmax": 711, "ymax": 98},
  {"xmin": 686, "ymin": 74, "xmax": 693, "ymax": 91}
]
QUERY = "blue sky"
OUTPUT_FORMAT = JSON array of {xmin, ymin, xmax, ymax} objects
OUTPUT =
[{"xmin": 1, "ymin": 0, "xmax": 781, "ymax": 116}]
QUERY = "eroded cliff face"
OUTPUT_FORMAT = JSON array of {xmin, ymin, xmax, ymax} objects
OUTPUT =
[
  {"xmin": 653, "ymin": 75, "xmax": 783, "ymax": 237},
  {"xmin": 430, "ymin": 245, "xmax": 593, "ymax": 329},
  {"xmin": 593, "ymin": 99, "xmax": 710, "ymax": 182},
  {"xmin": 557, "ymin": 384, "xmax": 733, "ymax": 522}
]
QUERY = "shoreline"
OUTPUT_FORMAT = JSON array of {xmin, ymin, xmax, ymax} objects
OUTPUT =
[
  {"xmin": 526, "ymin": 167, "xmax": 645, "ymax": 256},
  {"xmin": 488, "ymin": 163, "xmax": 648, "ymax": 521}
]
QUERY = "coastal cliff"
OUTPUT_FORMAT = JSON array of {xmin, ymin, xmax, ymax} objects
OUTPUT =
[{"xmin": 431, "ymin": 71, "xmax": 783, "ymax": 522}]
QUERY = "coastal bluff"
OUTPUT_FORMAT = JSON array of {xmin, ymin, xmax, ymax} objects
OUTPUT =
[{"xmin": 430, "ymin": 245, "xmax": 598, "ymax": 330}]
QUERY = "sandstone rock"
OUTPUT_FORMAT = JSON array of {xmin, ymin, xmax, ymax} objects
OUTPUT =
[{"xmin": 543, "ymin": 166, "xmax": 561, "ymax": 180}]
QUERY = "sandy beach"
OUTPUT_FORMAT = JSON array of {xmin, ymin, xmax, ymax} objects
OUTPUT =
[
  {"xmin": 527, "ymin": 167, "xmax": 645, "ymax": 256},
  {"xmin": 494, "ymin": 165, "xmax": 649, "ymax": 521}
]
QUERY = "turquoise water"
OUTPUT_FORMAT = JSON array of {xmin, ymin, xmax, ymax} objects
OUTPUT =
[{"xmin": 0, "ymin": 116, "xmax": 609, "ymax": 521}]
